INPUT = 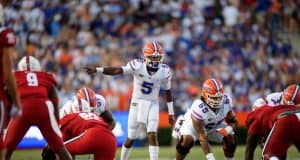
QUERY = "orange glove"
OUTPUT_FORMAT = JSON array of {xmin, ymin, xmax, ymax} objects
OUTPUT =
[{"xmin": 216, "ymin": 126, "xmax": 234, "ymax": 136}]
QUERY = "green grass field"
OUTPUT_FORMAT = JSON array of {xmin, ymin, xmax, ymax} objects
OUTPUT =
[{"xmin": 11, "ymin": 145, "xmax": 300, "ymax": 160}]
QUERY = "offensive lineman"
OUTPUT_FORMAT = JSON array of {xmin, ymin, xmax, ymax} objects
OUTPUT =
[
  {"xmin": 172, "ymin": 78, "xmax": 237, "ymax": 160},
  {"xmin": 85, "ymin": 41, "xmax": 175, "ymax": 160},
  {"xmin": 252, "ymin": 84, "xmax": 300, "ymax": 110}
]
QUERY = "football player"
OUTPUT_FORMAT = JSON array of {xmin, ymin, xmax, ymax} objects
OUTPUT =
[
  {"xmin": 44, "ymin": 93, "xmax": 116, "ymax": 160},
  {"xmin": 252, "ymin": 84, "xmax": 300, "ymax": 110},
  {"xmin": 245, "ymin": 104, "xmax": 297, "ymax": 160},
  {"xmin": 59, "ymin": 110, "xmax": 117, "ymax": 160},
  {"xmin": 3, "ymin": 56, "xmax": 72, "ymax": 160},
  {"xmin": 262, "ymin": 108, "xmax": 300, "ymax": 160},
  {"xmin": 172, "ymin": 78, "xmax": 237, "ymax": 160},
  {"xmin": 0, "ymin": 4, "xmax": 22, "ymax": 159},
  {"xmin": 60, "ymin": 87, "xmax": 115, "ymax": 129},
  {"xmin": 85, "ymin": 42, "xmax": 175, "ymax": 160}
]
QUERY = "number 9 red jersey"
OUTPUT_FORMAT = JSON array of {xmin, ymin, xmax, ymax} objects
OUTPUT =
[{"xmin": 14, "ymin": 71, "xmax": 57, "ymax": 100}]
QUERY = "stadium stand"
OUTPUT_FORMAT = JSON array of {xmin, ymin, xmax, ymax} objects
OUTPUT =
[{"xmin": 3, "ymin": 0, "xmax": 300, "ymax": 113}]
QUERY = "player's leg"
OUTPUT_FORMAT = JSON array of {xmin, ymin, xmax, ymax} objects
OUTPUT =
[
  {"xmin": 3, "ymin": 115, "xmax": 30, "ymax": 160},
  {"xmin": 175, "ymin": 135, "xmax": 194, "ymax": 160},
  {"xmin": 0, "ymin": 101, "xmax": 7, "ymax": 160},
  {"xmin": 222, "ymin": 134, "xmax": 236, "ymax": 159},
  {"xmin": 38, "ymin": 101, "xmax": 72, "ymax": 160},
  {"xmin": 120, "ymin": 103, "xmax": 138, "ymax": 160},
  {"xmin": 64, "ymin": 127, "xmax": 117, "ymax": 160},
  {"xmin": 147, "ymin": 102, "xmax": 159, "ymax": 160},
  {"xmin": 262, "ymin": 116, "xmax": 293, "ymax": 160},
  {"xmin": 175, "ymin": 120, "xmax": 197, "ymax": 160},
  {"xmin": 92, "ymin": 128, "xmax": 117, "ymax": 160}
]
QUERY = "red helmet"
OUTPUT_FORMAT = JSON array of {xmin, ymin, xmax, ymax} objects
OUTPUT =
[
  {"xmin": 201, "ymin": 78, "xmax": 224, "ymax": 108},
  {"xmin": 282, "ymin": 84, "xmax": 300, "ymax": 106},
  {"xmin": 76, "ymin": 87, "xmax": 96, "ymax": 108},
  {"xmin": 142, "ymin": 42, "xmax": 164, "ymax": 68}
]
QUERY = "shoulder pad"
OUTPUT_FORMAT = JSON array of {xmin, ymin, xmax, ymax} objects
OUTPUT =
[
  {"xmin": 128, "ymin": 59, "xmax": 143, "ymax": 71},
  {"xmin": 223, "ymin": 93, "xmax": 232, "ymax": 104},
  {"xmin": 191, "ymin": 99, "xmax": 209, "ymax": 120}
]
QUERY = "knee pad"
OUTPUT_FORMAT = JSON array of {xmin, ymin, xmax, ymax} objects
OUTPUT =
[{"xmin": 176, "ymin": 143, "xmax": 191, "ymax": 156}]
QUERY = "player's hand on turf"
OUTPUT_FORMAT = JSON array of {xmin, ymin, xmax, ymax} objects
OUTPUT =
[
  {"xmin": 216, "ymin": 126, "xmax": 234, "ymax": 136},
  {"xmin": 168, "ymin": 114, "xmax": 175, "ymax": 127},
  {"xmin": 84, "ymin": 67, "xmax": 97, "ymax": 75},
  {"xmin": 10, "ymin": 104, "xmax": 22, "ymax": 118}
]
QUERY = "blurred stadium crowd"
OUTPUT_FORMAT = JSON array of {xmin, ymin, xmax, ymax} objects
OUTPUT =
[{"xmin": 3, "ymin": 0, "xmax": 300, "ymax": 113}]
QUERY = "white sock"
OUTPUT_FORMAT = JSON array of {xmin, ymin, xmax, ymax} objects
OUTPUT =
[
  {"xmin": 226, "ymin": 157, "xmax": 234, "ymax": 160},
  {"xmin": 149, "ymin": 145, "xmax": 159, "ymax": 160},
  {"xmin": 120, "ymin": 145, "xmax": 132, "ymax": 160}
]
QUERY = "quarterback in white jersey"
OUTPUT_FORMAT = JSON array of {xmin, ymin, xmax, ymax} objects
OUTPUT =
[
  {"xmin": 173, "ymin": 79, "xmax": 237, "ymax": 160},
  {"xmin": 85, "ymin": 42, "xmax": 175, "ymax": 160},
  {"xmin": 252, "ymin": 84, "xmax": 300, "ymax": 110}
]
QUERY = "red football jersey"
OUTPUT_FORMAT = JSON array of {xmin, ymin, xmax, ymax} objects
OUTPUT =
[
  {"xmin": 0, "ymin": 27, "xmax": 16, "ymax": 100},
  {"xmin": 246, "ymin": 104, "xmax": 297, "ymax": 138},
  {"xmin": 60, "ymin": 112, "xmax": 110, "ymax": 141},
  {"xmin": 14, "ymin": 71, "xmax": 57, "ymax": 100}
]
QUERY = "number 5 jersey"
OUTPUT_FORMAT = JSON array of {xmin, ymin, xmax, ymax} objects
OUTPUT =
[{"xmin": 122, "ymin": 59, "xmax": 171, "ymax": 100}]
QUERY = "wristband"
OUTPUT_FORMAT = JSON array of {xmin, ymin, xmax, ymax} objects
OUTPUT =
[
  {"xmin": 96, "ymin": 67, "xmax": 104, "ymax": 73},
  {"xmin": 167, "ymin": 101, "xmax": 174, "ymax": 115},
  {"xmin": 206, "ymin": 153, "xmax": 215, "ymax": 160},
  {"xmin": 225, "ymin": 126, "xmax": 234, "ymax": 135}
]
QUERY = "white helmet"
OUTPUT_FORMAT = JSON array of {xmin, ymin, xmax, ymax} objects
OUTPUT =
[
  {"xmin": 18, "ymin": 56, "xmax": 41, "ymax": 71},
  {"xmin": 252, "ymin": 98, "xmax": 266, "ymax": 111}
]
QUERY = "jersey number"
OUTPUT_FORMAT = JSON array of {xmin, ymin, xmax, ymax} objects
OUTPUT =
[
  {"xmin": 141, "ymin": 81, "xmax": 154, "ymax": 94},
  {"xmin": 26, "ymin": 73, "xmax": 38, "ymax": 86}
]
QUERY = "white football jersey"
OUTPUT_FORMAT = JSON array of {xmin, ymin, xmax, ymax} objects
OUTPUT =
[
  {"xmin": 264, "ymin": 92, "xmax": 283, "ymax": 106},
  {"xmin": 122, "ymin": 59, "xmax": 172, "ymax": 100},
  {"xmin": 185, "ymin": 94, "xmax": 233, "ymax": 131},
  {"xmin": 59, "ymin": 96, "xmax": 91, "ymax": 119},
  {"xmin": 252, "ymin": 92, "xmax": 283, "ymax": 110}
]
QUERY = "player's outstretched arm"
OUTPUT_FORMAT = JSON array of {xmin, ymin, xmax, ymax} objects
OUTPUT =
[
  {"xmin": 192, "ymin": 118, "xmax": 215, "ymax": 160},
  {"xmin": 2, "ymin": 46, "xmax": 22, "ymax": 117},
  {"xmin": 84, "ymin": 66, "xmax": 123, "ymax": 75}
]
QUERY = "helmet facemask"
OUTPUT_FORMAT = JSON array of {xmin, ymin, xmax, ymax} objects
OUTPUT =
[
  {"xmin": 204, "ymin": 91, "xmax": 224, "ymax": 109},
  {"xmin": 144, "ymin": 54, "xmax": 163, "ymax": 69}
]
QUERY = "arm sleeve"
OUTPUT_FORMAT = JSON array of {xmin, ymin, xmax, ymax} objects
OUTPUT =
[{"xmin": 122, "ymin": 59, "xmax": 142, "ymax": 75}]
